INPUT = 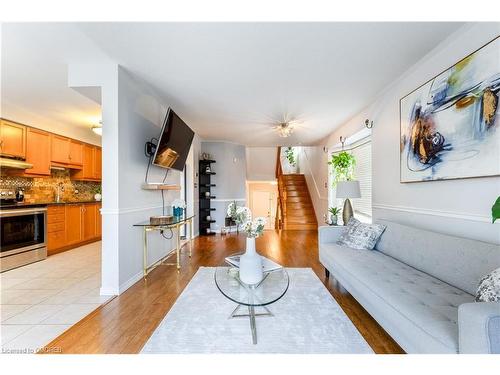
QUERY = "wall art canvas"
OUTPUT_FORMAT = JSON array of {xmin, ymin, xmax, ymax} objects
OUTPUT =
[{"xmin": 400, "ymin": 37, "xmax": 500, "ymax": 183}]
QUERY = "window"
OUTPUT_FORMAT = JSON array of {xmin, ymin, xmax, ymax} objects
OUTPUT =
[
  {"xmin": 350, "ymin": 139, "xmax": 372, "ymax": 221},
  {"xmin": 328, "ymin": 133, "xmax": 372, "ymax": 223}
]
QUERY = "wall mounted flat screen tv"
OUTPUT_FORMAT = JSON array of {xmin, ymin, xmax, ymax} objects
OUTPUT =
[{"xmin": 152, "ymin": 108, "xmax": 194, "ymax": 171}]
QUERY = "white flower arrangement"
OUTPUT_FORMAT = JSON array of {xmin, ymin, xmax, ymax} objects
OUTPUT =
[
  {"xmin": 227, "ymin": 202, "xmax": 267, "ymax": 238},
  {"xmin": 172, "ymin": 199, "xmax": 186, "ymax": 209}
]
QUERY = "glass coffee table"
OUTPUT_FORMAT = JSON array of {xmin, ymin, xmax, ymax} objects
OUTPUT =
[{"xmin": 214, "ymin": 263, "xmax": 289, "ymax": 345}]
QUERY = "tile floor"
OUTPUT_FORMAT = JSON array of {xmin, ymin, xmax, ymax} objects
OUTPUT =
[{"xmin": 1, "ymin": 242, "xmax": 112, "ymax": 353}]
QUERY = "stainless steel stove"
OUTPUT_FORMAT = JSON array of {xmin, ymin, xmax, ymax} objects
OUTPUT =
[{"xmin": 0, "ymin": 189, "xmax": 47, "ymax": 272}]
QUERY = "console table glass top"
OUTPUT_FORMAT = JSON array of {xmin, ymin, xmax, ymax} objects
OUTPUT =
[{"xmin": 133, "ymin": 215, "xmax": 195, "ymax": 227}]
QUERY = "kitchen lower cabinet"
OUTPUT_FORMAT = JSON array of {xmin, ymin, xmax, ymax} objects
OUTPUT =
[
  {"xmin": 47, "ymin": 203, "xmax": 101, "ymax": 256},
  {"xmin": 65, "ymin": 204, "xmax": 83, "ymax": 246},
  {"xmin": 82, "ymin": 204, "xmax": 97, "ymax": 241}
]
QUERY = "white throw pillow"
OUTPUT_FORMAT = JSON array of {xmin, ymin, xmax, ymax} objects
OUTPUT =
[
  {"xmin": 337, "ymin": 217, "xmax": 386, "ymax": 250},
  {"xmin": 476, "ymin": 267, "xmax": 500, "ymax": 302}
]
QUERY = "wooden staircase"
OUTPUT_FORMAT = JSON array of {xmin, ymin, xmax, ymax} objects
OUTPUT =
[{"xmin": 275, "ymin": 148, "xmax": 318, "ymax": 230}]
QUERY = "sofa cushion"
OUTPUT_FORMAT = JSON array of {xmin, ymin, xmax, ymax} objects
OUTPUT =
[
  {"xmin": 337, "ymin": 218, "xmax": 386, "ymax": 250},
  {"xmin": 321, "ymin": 243, "xmax": 474, "ymax": 352},
  {"xmin": 476, "ymin": 267, "xmax": 500, "ymax": 302},
  {"xmin": 374, "ymin": 219, "xmax": 500, "ymax": 295}
]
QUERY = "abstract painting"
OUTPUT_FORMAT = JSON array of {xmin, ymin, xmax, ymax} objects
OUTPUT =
[{"xmin": 400, "ymin": 37, "xmax": 500, "ymax": 183}]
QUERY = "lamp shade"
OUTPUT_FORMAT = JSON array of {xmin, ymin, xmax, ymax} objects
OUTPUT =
[{"xmin": 336, "ymin": 180, "xmax": 361, "ymax": 199}]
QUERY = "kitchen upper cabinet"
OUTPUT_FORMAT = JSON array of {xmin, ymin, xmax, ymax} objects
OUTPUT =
[
  {"xmin": 69, "ymin": 140, "xmax": 83, "ymax": 166},
  {"xmin": 72, "ymin": 144, "xmax": 102, "ymax": 181},
  {"xmin": 82, "ymin": 203, "xmax": 97, "ymax": 241},
  {"xmin": 51, "ymin": 134, "xmax": 71, "ymax": 164},
  {"xmin": 25, "ymin": 128, "xmax": 51, "ymax": 176},
  {"xmin": 0, "ymin": 119, "xmax": 26, "ymax": 158},
  {"xmin": 65, "ymin": 204, "xmax": 83, "ymax": 245},
  {"xmin": 94, "ymin": 147, "xmax": 102, "ymax": 179}
]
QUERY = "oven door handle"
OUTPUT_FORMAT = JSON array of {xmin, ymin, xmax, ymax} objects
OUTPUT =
[{"xmin": 0, "ymin": 207, "xmax": 48, "ymax": 216}]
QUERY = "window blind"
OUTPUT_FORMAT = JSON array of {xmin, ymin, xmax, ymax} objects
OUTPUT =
[{"xmin": 350, "ymin": 140, "xmax": 372, "ymax": 219}]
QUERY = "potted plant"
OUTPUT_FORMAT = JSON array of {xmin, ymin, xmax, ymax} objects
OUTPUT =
[
  {"xmin": 492, "ymin": 196, "xmax": 500, "ymax": 223},
  {"xmin": 94, "ymin": 185, "xmax": 102, "ymax": 201},
  {"xmin": 227, "ymin": 202, "xmax": 267, "ymax": 284},
  {"xmin": 172, "ymin": 198, "xmax": 186, "ymax": 217},
  {"xmin": 328, "ymin": 151, "xmax": 356, "ymax": 185},
  {"xmin": 283, "ymin": 147, "xmax": 298, "ymax": 173},
  {"xmin": 328, "ymin": 207, "xmax": 341, "ymax": 225}
]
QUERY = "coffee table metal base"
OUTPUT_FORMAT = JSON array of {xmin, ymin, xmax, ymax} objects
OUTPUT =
[{"xmin": 228, "ymin": 304, "xmax": 274, "ymax": 345}]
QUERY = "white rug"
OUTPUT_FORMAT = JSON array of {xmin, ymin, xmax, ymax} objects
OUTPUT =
[{"xmin": 141, "ymin": 267, "xmax": 373, "ymax": 354}]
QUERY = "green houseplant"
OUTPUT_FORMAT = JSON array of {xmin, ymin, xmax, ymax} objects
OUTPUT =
[
  {"xmin": 328, "ymin": 207, "xmax": 341, "ymax": 225},
  {"xmin": 492, "ymin": 196, "xmax": 500, "ymax": 223},
  {"xmin": 328, "ymin": 151, "xmax": 356, "ymax": 185},
  {"xmin": 284, "ymin": 147, "xmax": 297, "ymax": 167}
]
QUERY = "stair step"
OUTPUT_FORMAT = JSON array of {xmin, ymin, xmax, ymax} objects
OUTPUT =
[
  {"xmin": 286, "ymin": 197, "xmax": 312, "ymax": 203},
  {"xmin": 285, "ymin": 210, "xmax": 316, "ymax": 217},
  {"xmin": 286, "ymin": 203, "xmax": 313, "ymax": 209},
  {"xmin": 285, "ymin": 190, "xmax": 309, "ymax": 196},
  {"xmin": 285, "ymin": 218, "xmax": 317, "ymax": 224}
]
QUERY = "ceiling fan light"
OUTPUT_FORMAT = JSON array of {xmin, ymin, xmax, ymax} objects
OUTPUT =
[{"xmin": 276, "ymin": 122, "xmax": 293, "ymax": 137}]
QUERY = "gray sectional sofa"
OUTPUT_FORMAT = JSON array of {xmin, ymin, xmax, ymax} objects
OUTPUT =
[{"xmin": 318, "ymin": 219, "xmax": 500, "ymax": 354}]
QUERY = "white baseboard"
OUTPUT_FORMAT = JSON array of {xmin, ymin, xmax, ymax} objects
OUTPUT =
[
  {"xmin": 100, "ymin": 287, "xmax": 119, "ymax": 296},
  {"xmin": 119, "ymin": 271, "xmax": 144, "ymax": 294}
]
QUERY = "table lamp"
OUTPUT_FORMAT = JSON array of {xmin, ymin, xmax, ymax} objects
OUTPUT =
[{"xmin": 336, "ymin": 180, "xmax": 361, "ymax": 225}]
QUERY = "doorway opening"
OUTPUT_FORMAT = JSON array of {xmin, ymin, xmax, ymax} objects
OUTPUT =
[{"xmin": 246, "ymin": 181, "xmax": 278, "ymax": 230}]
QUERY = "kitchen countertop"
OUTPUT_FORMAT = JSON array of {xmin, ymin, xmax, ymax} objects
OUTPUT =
[{"xmin": 0, "ymin": 200, "xmax": 102, "ymax": 209}]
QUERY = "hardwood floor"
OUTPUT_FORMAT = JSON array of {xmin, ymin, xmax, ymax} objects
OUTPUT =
[{"xmin": 45, "ymin": 230, "xmax": 404, "ymax": 354}]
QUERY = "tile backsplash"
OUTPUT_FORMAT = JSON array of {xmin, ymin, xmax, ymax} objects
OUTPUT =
[{"xmin": 0, "ymin": 170, "xmax": 101, "ymax": 203}]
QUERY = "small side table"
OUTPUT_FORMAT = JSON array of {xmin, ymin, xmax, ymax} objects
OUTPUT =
[{"xmin": 133, "ymin": 215, "xmax": 195, "ymax": 279}]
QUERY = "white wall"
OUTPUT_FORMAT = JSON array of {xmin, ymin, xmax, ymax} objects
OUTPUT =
[
  {"xmin": 200, "ymin": 141, "xmax": 247, "ymax": 232},
  {"xmin": 190, "ymin": 134, "xmax": 202, "ymax": 236},
  {"xmin": 298, "ymin": 146, "xmax": 329, "ymax": 224},
  {"xmin": 246, "ymin": 147, "xmax": 277, "ymax": 181},
  {"xmin": 69, "ymin": 64, "xmax": 187, "ymax": 295},
  {"xmin": 116, "ymin": 68, "xmax": 181, "ymax": 293},
  {"xmin": 319, "ymin": 23, "xmax": 500, "ymax": 244}
]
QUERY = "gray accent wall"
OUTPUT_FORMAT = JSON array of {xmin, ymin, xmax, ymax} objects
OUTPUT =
[{"xmin": 201, "ymin": 141, "xmax": 247, "ymax": 232}]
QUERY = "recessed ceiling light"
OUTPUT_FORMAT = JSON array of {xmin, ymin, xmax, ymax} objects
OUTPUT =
[
  {"xmin": 91, "ymin": 120, "xmax": 102, "ymax": 136},
  {"xmin": 91, "ymin": 126, "xmax": 102, "ymax": 136}
]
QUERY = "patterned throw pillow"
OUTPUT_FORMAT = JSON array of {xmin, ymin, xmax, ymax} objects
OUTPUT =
[
  {"xmin": 476, "ymin": 268, "xmax": 500, "ymax": 302},
  {"xmin": 337, "ymin": 217, "xmax": 386, "ymax": 250}
]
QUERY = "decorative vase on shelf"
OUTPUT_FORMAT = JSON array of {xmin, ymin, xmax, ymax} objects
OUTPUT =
[
  {"xmin": 330, "ymin": 214, "xmax": 338, "ymax": 225},
  {"xmin": 239, "ymin": 237, "xmax": 263, "ymax": 285}
]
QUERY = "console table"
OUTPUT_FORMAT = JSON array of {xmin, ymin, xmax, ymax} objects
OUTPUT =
[{"xmin": 133, "ymin": 215, "xmax": 195, "ymax": 279}]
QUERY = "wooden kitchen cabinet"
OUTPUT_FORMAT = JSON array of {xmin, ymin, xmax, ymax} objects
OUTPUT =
[
  {"xmin": 72, "ymin": 144, "xmax": 95, "ymax": 180},
  {"xmin": 69, "ymin": 140, "xmax": 83, "ymax": 166},
  {"xmin": 0, "ymin": 119, "xmax": 26, "ymax": 158},
  {"xmin": 83, "ymin": 203, "xmax": 97, "ymax": 241},
  {"xmin": 95, "ymin": 203, "xmax": 102, "ymax": 237},
  {"xmin": 47, "ymin": 205, "xmax": 66, "ymax": 255},
  {"xmin": 94, "ymin": 147, "xmax": 102, "ymax": 179},
  {"xmin": 65, "ymin": 204, "xmax": 83, "ymax": 245},
  {"xmin": 25, "ymin": 128, "xmax": 51, "ymax": 176},
  {"xmin": 47, "ymin": 203, "xmax": 101, "ymax": 255},
  {"xmin": 51, "ymin": 134, "xmax": 71, "ymax": 164}
]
